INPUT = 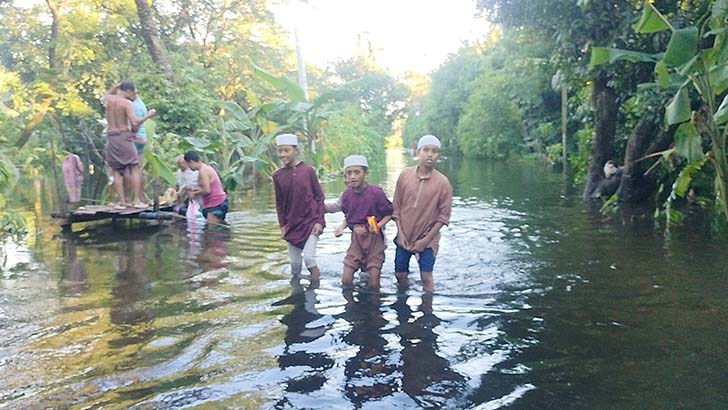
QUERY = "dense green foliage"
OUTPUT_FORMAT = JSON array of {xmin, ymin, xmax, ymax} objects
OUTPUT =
[
  {"xmin": 0, "ymin": 0, "xmax": 406, "ymax": 209},
  {"xmin": 403, "ymin": 0, "xmax": 728, "ymax": 227}
]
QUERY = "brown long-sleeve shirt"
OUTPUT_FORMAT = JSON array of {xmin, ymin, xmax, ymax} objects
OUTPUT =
[{"xmin": 392, "ymin": 166, "xmax": 452, "ymax": 256}]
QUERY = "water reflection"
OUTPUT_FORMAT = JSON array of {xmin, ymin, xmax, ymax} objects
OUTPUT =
[
  {"xmin": 341, "ymin": 290, "xmax": 397, "ymax": 405},
  {"xmin": 109, "ymin": 240, "xmax": 155, "ymax": 348},
  {"xmin": 60, "ymin": 237, "xmax": 88, "ymax": 296},
  {"xmin": 393, "ymin": 293, "xmax": 466, "ymax": 408},
  {"xmin": 4, "ymin": 152, "xmax": 728, "ymax": 409},
  {"xmin": 273, "ymin": 279, "xmax": 333, "ymax": 406}
]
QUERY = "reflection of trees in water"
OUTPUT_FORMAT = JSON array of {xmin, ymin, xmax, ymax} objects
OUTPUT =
[
  {"xmin": 392, "ymin": 293, "xmax": 466, "ymax": 408},
  {"xmin": 274, "ymin": 279, "xmax": 334, "ymax": 407},
  {"xmin": 341, "ymin": 289, "xmax": 398, "ymax": 406},
  {"xmin": 109, "ymin": 240, "xmax": 155, "ymax": 349}
]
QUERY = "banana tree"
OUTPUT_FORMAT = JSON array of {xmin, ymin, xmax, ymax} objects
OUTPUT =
[
  {"xmin": 141, "ymin": 120, "xmax": 177, "ymax": 210},
  {"xmin": 253, "ymin": 65, "xmax": 336, "ymax": 171},
  {"xmin": 218, "ymin": 99, "xmax": 282, "ymax": 191},
  {"xmin": 590, "ymin": 0, "xmax": 728, "ymax": 223}
]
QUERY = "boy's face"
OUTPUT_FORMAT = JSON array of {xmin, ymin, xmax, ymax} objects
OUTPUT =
[
  {"xmin": 345, "ymin": 166, "xmax": 368, "ymax": 190},
  {"xmin": 277, "ymin": 145, "xmax": 298, "ymax": 167},
  {"xmin": 177, "ymin": 159, "xmax": 188, "ymax": 171},
  {"xmin": 417, "ymin": 145, "xmax": 441, "ymax": 168}
]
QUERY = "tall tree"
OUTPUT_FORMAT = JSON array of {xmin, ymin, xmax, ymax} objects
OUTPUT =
[
  {"xmin": 477, "ymin": 0, "xmax": 652, "ymax": 200},
  {"xmin": 134, "ymin": 0, "xmax": 174, "ymax": 79}
]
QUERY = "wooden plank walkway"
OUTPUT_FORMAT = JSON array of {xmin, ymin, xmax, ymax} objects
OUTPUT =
[{"xmin": 51, "ymin": 204, "xmax": 176, "ymax": 229}]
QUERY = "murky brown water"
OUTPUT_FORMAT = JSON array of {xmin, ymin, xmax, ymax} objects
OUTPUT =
[{"xmin": 1, "ymin": 149, "xmax": 727, "ymax": 409}]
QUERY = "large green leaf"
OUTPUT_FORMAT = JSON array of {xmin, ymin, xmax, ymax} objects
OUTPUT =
[
  {"xmin": 654, "ymin": 60, "xmax": 669, "ymax": 88},
  {"xmin": 143, "ymin": 149, "xmax": 176, "ymax": 186},
  {"xmin": 673, "ymin": 158, "xmax": 705, "ymax": 198},
  {"xmin": 714, "ymin": 94, "xmax": 728, "ymax": 124},
  {"xmin": 253, "ymin": 65, "xmax": 306, "ymax": 102},
  {"xmin": 666, "ymin": 87, "xmax": 691, "ymax": 125},
  {"xmin": 633, "ymin": 1, "xmax": 670, "ymax": 33},
  {"xmin": 711, "ymin": 0, "xmax": 728, "ymax": 32},
  {"xmin": 589, "ymin": 47, "xmax": 660, "ymax": 68},
  {"xmin": 710, "ymin": 64, "xmax": 728, "ymax": 95},
  {"xmin": 673, "ymin": 123, "xmax": 704, "ymax": 162},
  {"xmin": 664, "ymin": 27, "xmax": 699, "ymax": 67},
  {"xmin": 222, "ymin": 101, "xmax": 253, "ymax": 129},
  {"xmin": 184, "ymin": 136, "xmax": 211, "ymax": 149}
]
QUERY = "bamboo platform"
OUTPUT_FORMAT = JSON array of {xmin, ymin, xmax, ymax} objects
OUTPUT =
[{"xmin": 51, "ymin": 204, "xmax": 176, "ymax": 229}]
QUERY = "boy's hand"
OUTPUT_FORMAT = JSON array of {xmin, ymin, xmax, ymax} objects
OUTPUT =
[
  {"xmin": 411, "ymin": 239, "xmax": 428, "ymax": 253},
  {"xmin": 312, "ymin": 223, "xmax": 323, "ymax": 235},
  {"xmin": 334, "ymin": 226, "xmax": 345, "ymax": 237}
]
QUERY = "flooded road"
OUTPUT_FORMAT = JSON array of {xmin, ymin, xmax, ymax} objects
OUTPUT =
[{"xmin": 1, "ymin": 149, "xmax": 727, "ymax": 409}]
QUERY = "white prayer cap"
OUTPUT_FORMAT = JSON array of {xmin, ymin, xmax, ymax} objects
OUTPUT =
[
  {"xmin": 276, "ymin": 133, "xmax": 298, "ymax": 146},
  {"xmin": 417, "ymin": 134, "xmax": 441, "ymax": 150},
  {"xmin": 343, "ymin": 155, "xmax": 368, "ymax": 170}
]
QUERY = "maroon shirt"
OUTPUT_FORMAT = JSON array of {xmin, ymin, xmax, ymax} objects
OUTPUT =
[
  {"xmin": 340, "ymin": 184, "xmax": 393, "ymax": 229},
  {"xmin": 273, "ymin": 162, "xmax": 326, "ymax": 248}
]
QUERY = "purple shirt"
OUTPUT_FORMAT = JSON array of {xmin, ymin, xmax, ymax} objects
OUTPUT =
[
  {"xmin": 272, "ymin": 162, "xmax": 326, "ymax": 248},
  {"xmin": 340, "ymin": 184, "xmax": 394, "ymax": 229}
]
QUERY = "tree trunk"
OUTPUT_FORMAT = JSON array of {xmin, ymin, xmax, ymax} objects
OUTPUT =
[
  {"xmin": 15, "ymin": 94, "xmax": 53, "ymax": 148},
  {"xmin": 46, "ymin": 0, "xmax": 59, "ymax": 72},
  {"xmin": 617, "ymin": 117, "xmax": 678, "ymax": 203},
  {"xmin": 134, "ymin": 0, "xmax": 174, "ymax": 80},
  {"xmin": 583, "ymin": 75, "xmax": 618, "ymax": 200},
  {"xmin": 16, "ymin": 0, "xmax": 59, "ymax": 149}
]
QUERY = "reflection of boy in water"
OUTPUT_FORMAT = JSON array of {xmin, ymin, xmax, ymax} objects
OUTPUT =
[
  {"xmin": 341, "ymin": 290, "xmax": 398, "ymax": 405},
  {"xmin": 393, "ymin": 293, "xmax": 465, "ymax": 405},
  {"xmin": 274, "ymin": 279, "xmax": 333, "ymax": 401}
]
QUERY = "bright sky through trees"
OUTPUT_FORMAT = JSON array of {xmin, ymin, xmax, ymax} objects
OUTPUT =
[
  {"xmin": 273, "ymin": 0, "xmax": 490, "ymax": 75},
  {"xmin": 12, "ymin": 0, "xmax": 489, "ymax": 75}
]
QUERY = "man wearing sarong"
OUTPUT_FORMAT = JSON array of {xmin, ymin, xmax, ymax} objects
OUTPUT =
[{"xmin": 101, "ymin": 81, "xmax": 156, "ymax": 208}]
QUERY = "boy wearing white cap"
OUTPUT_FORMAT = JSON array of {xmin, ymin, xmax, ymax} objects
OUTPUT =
[
  {"xmin": 272, "ymin": 133, "xmax": 326, "ymax": 281},
  {"xmin": 337, "ymin": 155, "xmax": 393, "ymax": 289},
  {"xmin": 392, "ymin": 134, "xmax": 452, "ymax": 292}
]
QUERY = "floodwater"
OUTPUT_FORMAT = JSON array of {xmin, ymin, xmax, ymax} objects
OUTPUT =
[{"xmin": 1, "ymin": 149, "xmax": 727, "ymax": 409}]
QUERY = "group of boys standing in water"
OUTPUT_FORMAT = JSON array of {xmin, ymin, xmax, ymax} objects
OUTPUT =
[
  {"xmin": 102, "ymin": 80, "xmax": 451, "ymax": 292},
  {"xmin": 273, "ymin": 133, "xmax": 452, "ymax": 293}
]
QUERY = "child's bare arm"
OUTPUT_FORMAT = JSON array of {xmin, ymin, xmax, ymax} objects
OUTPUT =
[
  {"xmin": 377, "ymin": 215, "xmax": 392, "ymax": 230},
  {"xmin": 334, "ymin": 219, "xmax": 347, "ymax": 237}
]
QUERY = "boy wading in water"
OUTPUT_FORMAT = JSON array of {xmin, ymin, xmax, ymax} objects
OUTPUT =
[
  {"xmin": 272, "ymin": 134, "xmax": 326, "ymax": 282},
  {"xmin": 335, "ymin": 155, "xmax": 393, "ymax": 289},
  {"xmin": 392, "ymin": 135, "xmax": 452, "ymax": 292}
]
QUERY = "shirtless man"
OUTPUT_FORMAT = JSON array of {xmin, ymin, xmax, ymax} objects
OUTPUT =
[{"xmin": 102, "ymin": 81, "xmax": 156, "ymax": 208}]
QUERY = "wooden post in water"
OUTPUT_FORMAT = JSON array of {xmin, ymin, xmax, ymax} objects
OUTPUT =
[
  {"xmin": 153, "ymin": 178, "xmax": 160, "ymax": 211},
  {"xmin": 561, "ymin": 81, "xmax": 568, "ymax": 171}
]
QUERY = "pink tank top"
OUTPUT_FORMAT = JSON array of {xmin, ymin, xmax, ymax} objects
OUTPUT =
[{"xmin": 202, "ymin": 165, "xmax": 227, "ymax": 208}]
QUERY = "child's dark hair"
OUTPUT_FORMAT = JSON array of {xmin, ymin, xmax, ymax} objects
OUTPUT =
[{"xmin": 184, "ymin": 150, "xmax": 201, "ymax": 162}]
